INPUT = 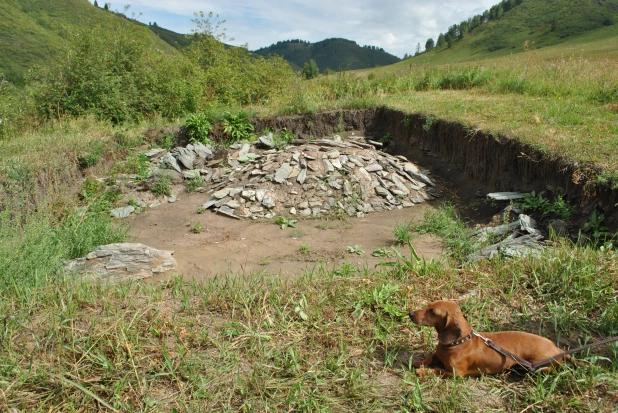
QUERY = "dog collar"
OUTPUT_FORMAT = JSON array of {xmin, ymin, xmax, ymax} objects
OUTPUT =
[{"xmin": 444, "ymin": 331, "xmax": 475, "ymax": 347}]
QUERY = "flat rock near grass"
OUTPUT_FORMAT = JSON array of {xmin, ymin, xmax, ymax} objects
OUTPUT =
[{"xmin": 64, "ymin": 243, "xmax": 176, "ymax": 282}]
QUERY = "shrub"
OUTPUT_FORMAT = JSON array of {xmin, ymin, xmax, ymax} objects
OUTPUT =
[
  {"xmin": 28, "ymin": 22, "xmax": 202, "ymax": 123},
  {"xmin": 185, "ymin": 113, "xmax": 212, "ymax": 144},
  {"xmin": 222, "ymin": 112, "xmax": 254, "ymax": 142}
]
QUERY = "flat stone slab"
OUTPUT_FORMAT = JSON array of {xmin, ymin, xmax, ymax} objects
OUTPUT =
[
  {"xmin": 274, "ymin": 163, "xmax": 293, "ymax": 183},
  {"xmin": 111, "ymin": 206, "xmax": 135, "ymax": 219},
  {"xmin": 487, "ymin": 192, "xmax": 526, "ymax": 201},
  {"xmin": 144, "ymin": 148, "xmax": 165, "ymax": 158},
  {"xmin": 64, "ymin": 243, "xmax": 176, "ymax": 282},
  {"xmin": 217, "ymin": 205, "xmax": 241, "ymax": 219}
]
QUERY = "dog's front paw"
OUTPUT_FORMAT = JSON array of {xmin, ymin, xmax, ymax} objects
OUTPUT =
[{"xmin": 415, "ymin": 367, "xmax": 432, "ymax": 378}]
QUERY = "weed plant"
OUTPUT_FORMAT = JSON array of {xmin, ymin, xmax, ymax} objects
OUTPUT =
[{"xmin": 185, "ymin": 113, "xmax": 213, "ymax": 144}]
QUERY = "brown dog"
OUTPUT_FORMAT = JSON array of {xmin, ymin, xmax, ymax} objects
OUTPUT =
[{"xmin": 409, "ymin": 300, "xmax": 571, "ymax": 377}]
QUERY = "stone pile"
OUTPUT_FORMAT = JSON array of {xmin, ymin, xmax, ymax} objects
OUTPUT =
[
  {"xmin": 468, "ymin": 214, "xmax": 545, "ymax": 261},
  {"xmin": 117, "ymin": 134, "xmax": 442, "ymax": 220}
]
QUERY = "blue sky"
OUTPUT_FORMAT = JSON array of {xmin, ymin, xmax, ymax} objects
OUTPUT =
[{"xmin": 93, "ymin": 0, "xmax": 498, "ymax": 57}]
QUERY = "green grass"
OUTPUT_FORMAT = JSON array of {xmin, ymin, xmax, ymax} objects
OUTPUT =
[
  {"xmin": 0, "ymin": 239, "xmax": 616, "ymax": 411},
  {"xmin": 393, "ymin": 221, "xmax": 413, "ymax": 245}
]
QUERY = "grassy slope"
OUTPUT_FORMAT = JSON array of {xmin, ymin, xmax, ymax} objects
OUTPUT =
[
  {"xmin": 320, "ymin": 5, "xmax": 618, "ymax": 172},
  {"xmin": 255, "ymin": 38, "xmax": 401, "ymax": 72},
  {"xmin": 410, "ymin": 0, "xmax": 618, "ymax": 66},
  {"xmin": 0, "ymin": 0, "xmax": 175, "ymax": 84}
]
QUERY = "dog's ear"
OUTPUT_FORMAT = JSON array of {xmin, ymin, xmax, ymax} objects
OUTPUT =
[{"xmin": 438, "ymin": 314, "xmax": 463, "ymax": 345}]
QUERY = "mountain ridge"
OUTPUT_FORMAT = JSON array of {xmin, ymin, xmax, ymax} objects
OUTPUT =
[{"xmin": 254, "ymin": 38, "xmax": 401, "ymax": 73}]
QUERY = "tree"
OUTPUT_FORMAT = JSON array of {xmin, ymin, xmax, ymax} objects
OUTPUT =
[
  {"xmin": 415, "ymin": 43, "xmax": 421, "ymax": 56},
  {"xmin": 445, "ymin": 33, "xmax": 454, "ymax": 48},
  {"xmin": 103, "ymin": 3, "xmax": 109, "ymax": 10},
  {"xmin": 437, "ymin": 33, "xmax": 445, "ymax": 47},
  {"xmin": 403, "ymin": 53, "xmax": 409, "ymax": 59},
  {"xmin": 302, "ymin": 59, "xmax": 319, "ymax": 79},
  {"xmin": 94, "ymin": 0, "xmax": 99, "ymax": 7},
  {"xmin": 425, "ymin": 38, "xmax": 435, "ymax": 50}
]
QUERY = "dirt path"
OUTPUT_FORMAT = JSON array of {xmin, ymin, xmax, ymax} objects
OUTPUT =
[{"xmin": 128, "ymin": 192, "xmax": 443, "ymax": 281}]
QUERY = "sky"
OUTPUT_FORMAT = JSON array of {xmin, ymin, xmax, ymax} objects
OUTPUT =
[{"xmin": 93, "ymin": 0, "xmax": 498, "ymax": 57}]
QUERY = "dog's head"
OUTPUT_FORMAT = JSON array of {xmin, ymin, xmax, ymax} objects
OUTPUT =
[{"xmin": 409, "ymin": 301, "xmax": 469, "ymax": 345}]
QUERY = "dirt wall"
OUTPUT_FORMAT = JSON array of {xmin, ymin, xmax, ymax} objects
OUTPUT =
[{"xmin": 253, "ymin": 107, "xmax": 618, "ymax": 227}]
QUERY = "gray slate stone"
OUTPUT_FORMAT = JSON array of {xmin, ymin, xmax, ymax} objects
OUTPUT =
[
  {"xmin": 257, "ymin": 134, "xmax": 275, "ymax": 149},
  {"xmin": 145, "ymin": 148, "xmax": 165, "ymax": 158},
  {"xmin": 64, "ymin": 243, "xmax": 176, "ymax": 282},
  {"xmin": 487, "ymin": 192, "xmax": 525, "ymax": 201},
  {"xmin": 297, "ymin": 169, "xmax": 307, "ymax": 184},
  {"xmin": 190, "ymin": 143, "xmax": 213, "ymax": 159},
  {"xmin": 255, "ymin": 188, "xmax": 267, "ymax": 202},
  {"xmin": 218, "ymin": 206, "xmax": 241, "ymax": 219},
  {"xmin": 365, "ymin": 163, "xmax": 383, "ymax": 172},
  {"xmin": 213, "ymin": 188, "xmax": 231, "ymax": 199},
  {"xmin": 375, "ymin": 187, "xmax": 391, "ymax": 198},
  {"xmin": 322, "ymin": 159, "xmax": 335, "ymax": 173},
  {"xmin": 274, "ymin": 163, "xmax": 293, "ymax": 183},
  {"xmin": 262, "ymin": 196, "xmax": 276, "ymax": 209},
  {"xmin": 172, "ymin": 147, "xmax": 196, "ymax": 170},
  {"xmin": 160, "ymin": 153, "xmax": 182, "ymax": 173},
  {"xmin": 111, "ymin": 206, "xmax": 135, "ymax": 219},
  {"xmin": 152, "ymin": 168, "xmax": 184, "ymax": 184}
]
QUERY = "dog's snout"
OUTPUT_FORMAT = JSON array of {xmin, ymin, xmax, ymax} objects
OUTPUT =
[{"xmin": 409, "ymin": 311, "xmax": 419, "ymax": 323}]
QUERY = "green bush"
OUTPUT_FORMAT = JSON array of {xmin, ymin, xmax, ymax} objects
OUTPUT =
[
  {"xmin": 28, "ymin": 22, "xmax": 202, "ymax": 123},
  {"xmin": 222, "ymin": 111, "xmax": 254, "ymax": 142},
  {"xmin": 185, "ymin": 113, "xmax": 213, "ymax": 144}
]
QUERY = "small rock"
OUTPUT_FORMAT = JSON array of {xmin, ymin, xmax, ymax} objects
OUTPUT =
[
  {"xmin": 290, "ymin": 207, "xmax": 297, "ymax": 215},
  {"xmin": 241, "ymin": 190, "xmax": 256, "ymax": 200},
  {"xmin": 262, "ymin": 196, "xmax": 276, "ymax": 209},
  {"xmin": 322, "ymin": 159, "xmax": 335, "ymax": 173},
  {"xmin": 300, "ymin": 208, "xmax": 312, "ymax": 216},
  {"xmin": 145, "ymin": 148, "xmax": 165, "ymax": 158},
  {"xmin": 217, "ymin": 206, "xmax": 241, "ymax": 219},
  {"xmin": 487, "ymin": 192, "xmax": 525, "ymax": 201},
  {"xmin": 297, "ymin": 169, "xmax": 307, "ymax": 184},
  {"xmin": 274, "ymin": 163, "xmax": 293, "ymax": 183},
  {"xmin": 226, "ymin": 200, "xmax": 240, "ymax": 209},
  {"xmin": 257, "ymin": 133, "xmax": 275, "ymax": 149},
  {"xmin": 167, "ymin": 194, "xmax": 177, "ymax": 203},
  {"xmin": 111, "ymin": 206, "xmax": 135, "ymax": 219},
  {"xmin": 375, "ymin": 187, "xmax": 391, "ymax": 198},
  {"xmin": 298, "ymin": 201, "xmax": 309, "ymax": 209},
  {"xmin": 250, "ymin": 205, "xmax": 264, "ymax": 213},
  {"xmin": 172, "ymin": 147, "xmax": 196, "ymax": 170},
  {"xmin": 200, "ymin": 200, "xmax": 217, "ymax": 210},
  {"xmin": 365, "ymin": 163, "xmax": 383, "ymax": 172},
  {"xmin": 213, "ymin": 188, "xmax": 231, "ymax": 199},
  {"xmin": 160, "ymin": 153, "xmax": 182, "ymax": 173},
  {"xmin": 255, "ymin": 188, "xmax": 267, "ymax": 202}
]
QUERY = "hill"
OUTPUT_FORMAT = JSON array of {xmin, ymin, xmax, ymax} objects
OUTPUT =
[
  {"xmin": 0, "ymin": 0, "xmax": 176, "ymax": 84},
  {"xmin": 254, "ymin": 38, "xmax": 401, "ymax": 73},
  {"xmin": 403, "ymin": 0, "xmax": 618, "ymax": 66}
]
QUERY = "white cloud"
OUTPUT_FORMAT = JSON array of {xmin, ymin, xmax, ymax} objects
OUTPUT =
[{"xmin": 104, "ymin": 0, "xmax": 498, "ymax": 57}]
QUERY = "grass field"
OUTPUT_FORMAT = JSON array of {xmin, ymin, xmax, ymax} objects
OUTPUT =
[
  {"xmin": 1, "ymin": 205, "xmax": 617, "ymax": 411},
  {"xmin": 2, "ymin": 2, "xmax": 618, "ymax": 410}
]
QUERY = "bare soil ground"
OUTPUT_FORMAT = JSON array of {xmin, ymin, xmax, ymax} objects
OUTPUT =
[{"xmin": 128, "ymin": 191, "xmax": 443, "ymax": 281}]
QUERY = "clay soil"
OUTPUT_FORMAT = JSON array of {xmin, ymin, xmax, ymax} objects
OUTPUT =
[{"xmin": 128, "ymin": 191, "xmax": 443, "ymax": 282}]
